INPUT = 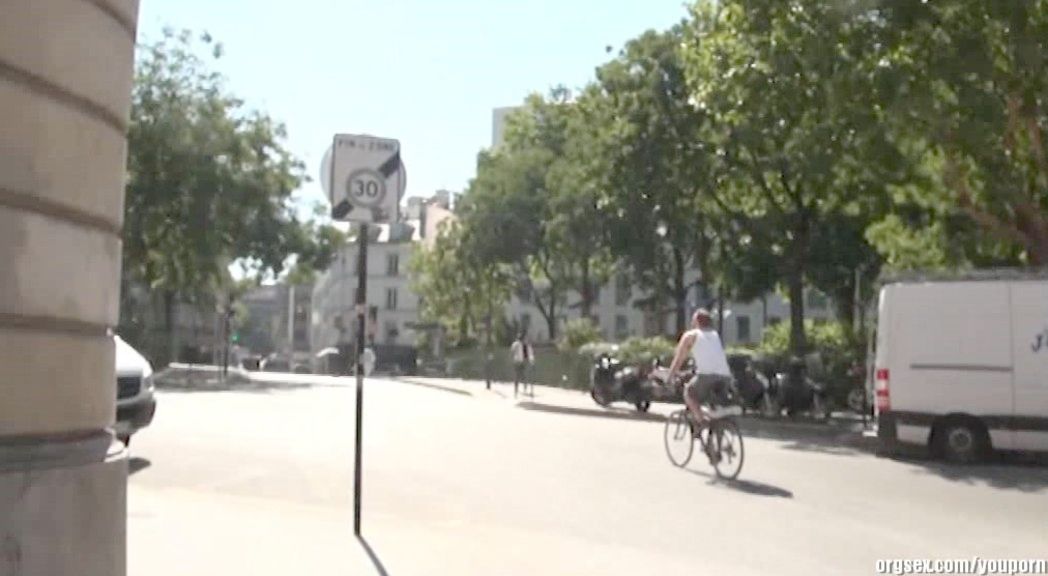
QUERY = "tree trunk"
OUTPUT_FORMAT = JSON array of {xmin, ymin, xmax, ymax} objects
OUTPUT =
[
  {"xmin": 484, "ymin": 301, "xmax": 493, "ymax": 387},
  {"xmin": 787, "ymin": 269, "xmax": 806, "ymax": 357},
  {"xmin": 672, "ymin": 247, "xmax": 687, "ymax": 336},
  {"xmin": 787, "ymin": 206, "xmax": 812, "ymax": 357},
  {"xmin": 547, "ymin": 290, "xmax": 558, "ymax": 342},
  {"xmin": 458, "ymin": 291, "xmax": 471, "ymax": 344},
  {"xmin": 832, "ymin": 284, "xmax": 855, "ymax": 334},
  {"xmin": 717, "ymin": 291, "xmax": 725, "ymax": 335},
  {"xmin": 1030, "ymin": 238, "xmax": 1048, "ymax": 267},
  {"xmin": 532, "ymin": 286, "xmax": 558, "ymax": 342},
  {"xmin": 163, "ymin": 290, "xmax": 179, "ymax": 367},
  {"xmin": 579, "ymin": 258, "xmax": 592, "ymax": 321}
]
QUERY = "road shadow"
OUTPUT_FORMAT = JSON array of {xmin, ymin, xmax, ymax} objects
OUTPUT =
[
  {"xmin": 394, "ymin": 378, "xmax": 472, "ymax": 397},
  {"xmin": 779, "ymin": 439, "xmax": 872, "ymax": 457},
  {"xmin": 686, "ymin": 468, "xmax": 794, "ymax": 498},
  {"xmin": 129, "ymin": 457, "xmax": 151, "ymax": 475},
  {"xmin": 903, "ymin": 453, "xmax": 1048, "ymax": 493},
  {"xmin": 738, "ymin": 417, "xmax": 876, "ymax": 456},
  {"xmin": 155, "ymin": 369, "xmax": 315, "ymax": 394},
  {"xmin": 517, "ymin": 401, "xmax": 666, "ymax": 423},
  {"xmin": 357, "ymin": 536, "xmax": 389, "ymax": 576}
]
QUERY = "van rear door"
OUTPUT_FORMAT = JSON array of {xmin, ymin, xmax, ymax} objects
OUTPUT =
[{"xmin": 1010, "ymin": 281, "xmax": 1048, "ymax": 451}]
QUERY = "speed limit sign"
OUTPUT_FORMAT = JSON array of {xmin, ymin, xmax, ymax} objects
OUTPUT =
[
  {"xmin": 327, "ymin": 134, "xmax": 404, "ymax": 223},
  {"xmin": 347, "ymin": 169, "xmax": 386, "ymax": 208}
]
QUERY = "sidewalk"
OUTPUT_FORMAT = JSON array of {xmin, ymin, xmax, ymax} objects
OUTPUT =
[{"xmin": 129, "ymin": 486, "xmax": 382, "ymax": 575}]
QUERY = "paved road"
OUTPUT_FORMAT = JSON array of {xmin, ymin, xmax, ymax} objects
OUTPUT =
[{"xmin": 129, "ymin": 376, "xmax": 1048, "ymax": 575}]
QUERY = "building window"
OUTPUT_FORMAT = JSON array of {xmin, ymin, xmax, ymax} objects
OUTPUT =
[
  {"xmin": 385, "ymin": 288, "xmax": 398, "ymax": 311},
  {"xmin": 768, "ymin": 316, "xmax": 782, "ymax": 327},
  {"xmin": 615, "ymin": 315, "xmax": 629, "ymax": 340},
  {"xmin": 736, "ymin": 315, "xmax": 752, "ymax": 342},
  {"xmin": 590, "ymin": 284, "xmax": 601, "ymax": 304},
  {"xmin": 384, "ymin": 320, "xmax": 399, "ymax": 343},
  {"xmin": 615, "ymin": 274, "xmax": 632, "ymax": 306},
  {"xmin": 806, "ymin": 289, "xmax": 828, "ymax": 310},
  {"xmin": 386, "ymin": 253, "xmax": 399, "ymax": 277}
]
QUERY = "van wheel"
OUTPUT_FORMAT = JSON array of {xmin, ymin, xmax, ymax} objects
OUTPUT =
[{"xmin": 932, "ymin": 418, "xmax": 989, "ymax": 464}]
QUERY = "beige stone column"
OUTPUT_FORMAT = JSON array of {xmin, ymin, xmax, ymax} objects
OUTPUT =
[{"xmin": 0, "ymin": 1, "xmax": 139, "ymax": 574}]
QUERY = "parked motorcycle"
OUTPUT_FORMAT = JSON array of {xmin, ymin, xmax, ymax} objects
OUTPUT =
[
  {"xmin": 773, "ymin": 356, "xmax": 830, "ymax": 420},
  {"xmin": 589, "ymin": 353, "xmax": 654, "ymax": 412},
  {"xmin": 727, "ymin": 353, "xmax": 778, "ymax": 417},
  {"xmin": 843, "ymin": 361, "xmax": 871, "ymax": 415},
  {"xmin": 644, "ymin": 358, "xmax": 694, "ymax": 403}
]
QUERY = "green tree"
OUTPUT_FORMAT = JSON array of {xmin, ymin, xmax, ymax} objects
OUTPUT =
[
  {"xmin": 682, "ymin": 0, "xmax": 900, "ymax": 353},
  {"xmin": 545, "ymin": 88, "xmax": 617, "ymax": 321},
  {"xmin": 875, "ymin": 1, "xmax": 1048, "ymax": 266},
  {"xmin": 457, "ymin": 145, "xmax": 566, "ymax": 339},
  {"xmin": 408, "ymin": 220, "xmax": 512, "ymax": 347},
  {"xmin": 123, "ymin": 29, "xmax": 337, "ymax": 363},
  {"xmin": 592, "ymin": 28, "xmax": 722, "ymax": 335}
]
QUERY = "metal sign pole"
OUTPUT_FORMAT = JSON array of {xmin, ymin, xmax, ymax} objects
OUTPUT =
[
  {"xmin": 326, "ymin": 134, "xmax": 402, "ymax": 537},
  {"xmin": 354, "ymin": 223, "xmax": 368, "ymax": 536}
]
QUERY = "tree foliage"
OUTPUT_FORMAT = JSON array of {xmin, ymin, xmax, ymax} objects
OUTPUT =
[
  {"xmin": 876, "ymin": 1, "xmax": 1048, "ymax": 266},
  {"xmin": 123, "ymin": 29, "xmax": 343, "ymax": 362},
  {"xmin": 592, "ymin": 28, "xmax": 722, "ymax": 335},
  {"xmin": 682, "ymin": 0, "xmax": 905, "ymax": 353},
  {"xmin": 416, "ymin": 0, "xmax": 1048, "ymax": 359},
  {"xmin": 408, "ymin": 220, "xmax": 512, "ymax": 347}
]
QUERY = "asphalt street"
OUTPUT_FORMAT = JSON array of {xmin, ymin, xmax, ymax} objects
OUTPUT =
[{"xmin": 128, "ymin": 375, "xmax": 1048, "ymax": 575}]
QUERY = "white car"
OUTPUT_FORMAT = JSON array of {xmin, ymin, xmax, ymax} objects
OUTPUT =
[{"xmin": 114, "ymin": 335, "xmax": 157, "ymax": 446}]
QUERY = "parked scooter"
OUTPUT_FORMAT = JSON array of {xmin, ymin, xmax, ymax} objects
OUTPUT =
[
  {"xmin": 589, "ymin": 353, "xmax": 653, "ymax": 412},
  {"xmin": 774, "ymin": 356, "xmax": 830, "ymax": 419},
  {"xmin": 727, "ymin": 353, "xmax": 778, "ymax": 417}
]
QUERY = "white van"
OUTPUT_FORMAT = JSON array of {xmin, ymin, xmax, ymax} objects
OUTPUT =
[
  {"xmin": 114, "ymin": 335, "xmax": 157, "ymax": 446},
  {"xmin": 874, "ymin": 273, "xmax": 1048, "ymax": 463}
]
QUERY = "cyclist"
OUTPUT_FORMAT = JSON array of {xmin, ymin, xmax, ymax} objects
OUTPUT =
[{"xmin": 665, "ymin": 308, "xmax": 733, "ymax": 430}]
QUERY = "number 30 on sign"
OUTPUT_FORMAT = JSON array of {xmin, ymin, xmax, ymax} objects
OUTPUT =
[{"xmin": 346, "ymin": 169, "xmax": 386, "ymax": 208}]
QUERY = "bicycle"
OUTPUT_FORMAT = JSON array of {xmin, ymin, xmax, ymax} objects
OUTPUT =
[{"xmin": 664, "ymin": 403, "xmax": 745, "ymax": 480}]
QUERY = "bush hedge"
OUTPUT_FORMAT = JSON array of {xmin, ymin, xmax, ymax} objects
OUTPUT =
[{"xmin": 755, "ymin": 320, "xmax": 865, "ymax": 400}]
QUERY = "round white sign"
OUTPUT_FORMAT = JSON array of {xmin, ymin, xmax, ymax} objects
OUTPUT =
[{"xmin": 346, "ymin": 168, "xmax": 387, "ymax": 208}]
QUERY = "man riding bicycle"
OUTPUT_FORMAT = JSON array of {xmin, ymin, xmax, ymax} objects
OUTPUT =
[{"xmin": 665, "ymin": 309, "xmax": 734, "ymax": 430}]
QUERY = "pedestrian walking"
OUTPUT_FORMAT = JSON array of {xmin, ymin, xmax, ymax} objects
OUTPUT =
[
  {"xmin": 510, "ymin": 331, "xmax": 534, "ymax": 397},
  {"xmin": 361, "ymin": 346, "xmax": 376, "ymax": 377}
]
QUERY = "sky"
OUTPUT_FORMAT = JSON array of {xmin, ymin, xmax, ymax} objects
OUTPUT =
[{"xmin": 137, "ymin": 0, "xmax": 690, "ymax": 215}]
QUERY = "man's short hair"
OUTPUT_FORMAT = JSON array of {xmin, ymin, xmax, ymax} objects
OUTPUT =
[{"xmin": 693, "ymin": 308, "xmax": 713, "ymax": 329}]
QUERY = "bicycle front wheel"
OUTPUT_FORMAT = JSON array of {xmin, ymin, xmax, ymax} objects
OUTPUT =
[
  {"xmin": 710, "ymin": 418, "xmax": 744, "ymax": 480},
  {"xmin": 664, "ymin": 410, "xmax": 694, "ymax": 467}
]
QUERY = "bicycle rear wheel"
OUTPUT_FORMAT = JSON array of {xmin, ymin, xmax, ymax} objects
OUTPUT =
[
  {"xmin": 664, "ymin": 410, "xmax": 694, "ymax": 467},
  {"xmin": 710, "ymin": 419, "xmax": 744, "ymax": 480}
]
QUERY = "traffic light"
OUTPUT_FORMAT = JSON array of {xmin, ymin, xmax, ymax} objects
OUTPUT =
[{"xmin": 231, "ymin": 331, "xmax": 240, "ymax": 344}]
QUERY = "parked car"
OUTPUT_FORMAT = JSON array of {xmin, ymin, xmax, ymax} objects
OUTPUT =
[
  {"xmin": 260, "ymin": 356, "xmax": 291, "ymax": 372},
  {"xmin": 114, "ymin": 335, "xmax": 157, "ymax": 447},
  {"xmin": 875, "ymin": 273, "xmax": 1048, "ymax": 463}
]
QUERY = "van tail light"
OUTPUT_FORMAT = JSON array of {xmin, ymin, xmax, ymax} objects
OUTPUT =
[{"xmin": 874, "ymin": 368, "xmax": 890, "ymax": 412}]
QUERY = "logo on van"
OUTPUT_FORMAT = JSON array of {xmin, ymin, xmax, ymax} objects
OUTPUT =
[{"xmin": 1033, "ymin": 328, "xmax": 1048, "ymax": 353}]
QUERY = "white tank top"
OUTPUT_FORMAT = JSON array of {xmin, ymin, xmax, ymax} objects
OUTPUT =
[{"xmin": 689, "ymin": 329, "xmax": 731, "ymax": 376}]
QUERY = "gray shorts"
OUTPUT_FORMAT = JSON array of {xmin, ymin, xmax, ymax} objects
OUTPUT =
[{"xmin": 685, "ymin": 374, "xmax": 732, "ymax": 406}]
